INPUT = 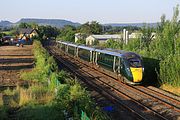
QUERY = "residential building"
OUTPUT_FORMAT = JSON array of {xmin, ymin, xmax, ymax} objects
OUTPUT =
[
  {"xmin": 18, "ymin": 28, "xmax": 38, "ymax": 40},
  {"xmin": 86, "ymin": 35, "xmax": 122, "ymax": 45}
]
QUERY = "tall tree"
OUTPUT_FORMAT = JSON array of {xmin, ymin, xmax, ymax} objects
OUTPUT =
[
  {"xmin": 18, "ymin": 22, "xmax": 31, "ymax": 28},
  {"xmin": 78, "ymin": 21, "xmax": 103, "ymax": 35},
  {"xmin": 38, "ymin": 25, "xmax": 59, "ymax": 39},
  {"xmin": 60, "ymin": 25, "xmax": 76, "ymax": 42},
  {"xmin": 90, "ymin": 21, "xmax": 103, "ymax": 34}
]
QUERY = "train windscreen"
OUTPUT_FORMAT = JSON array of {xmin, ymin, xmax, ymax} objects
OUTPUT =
[{"xmin": 128, "ymin": 58, "xmax": 142, "ymax": 67}]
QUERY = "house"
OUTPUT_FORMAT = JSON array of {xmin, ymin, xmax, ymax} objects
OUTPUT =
[
  {"xmin": 75, "ymin": 33, "xmax": 82, "ymax": 42},
  {"xmin": 86, "ymin": 35, "xmax": 122, "ymax": 45},
  {"xmin": 75, "ymin": 33, "xmax": 86, "ymax": 43},
  {"xmin": 18, "ymin": 28, "xmax": 38, "ymax": 40}
]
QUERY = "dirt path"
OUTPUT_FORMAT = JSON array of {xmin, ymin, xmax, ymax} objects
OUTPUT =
[{"xmin": 0, "ymin": 45, "xmax": 34, "ymax": 86}]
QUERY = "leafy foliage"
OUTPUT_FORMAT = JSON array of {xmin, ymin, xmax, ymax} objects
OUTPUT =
[
  {"xmin": 18, "ymin": 22, "xmax": 32, "ymax": 28},
  {"xmin": 58, "ymin": 25, "xmax": 76, "ymax": 42},
  {"xmin": 78, "ymin": 21, "xmax": 103, "ymax": 35},
  {"xmin": 55, "ymin": 83, "xmax": 108, "ymax": 120},
  {"xmin": 123, "ymin": 38, "xmax": 141, "ymax": 52},
  {"xmin": 105, "ymin": 39, "xmax": 123, "ymax": 49},
  {"xmin": 140, "ymin": 25, "xmax": 155, "ymax": 51},
  {"xmin": 38, "ymin": 25, "xmax": 59, "ymax": 39},
  {"xmin": 159, "ymin": 55, "xmax": 180, "ymax": 86},
  {"xmin": 104, "ymin": 25, "xmax": 141, "ymax": 34},
  {"xmin": 76, "ymin": 38, "xmax": 86, "ymax": 44},
  {"xmin": 21, "ymin": 40, "xmax": 59, "ymax": 89}
]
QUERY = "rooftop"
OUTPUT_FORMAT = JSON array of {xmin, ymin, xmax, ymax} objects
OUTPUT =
[
  {"xmin": 90, "ymin": 35, "xmax": 122, "ymax": 40},
  {"xmin": 19, "ymin": 28, "xmax": 35, "ymax": 34}
]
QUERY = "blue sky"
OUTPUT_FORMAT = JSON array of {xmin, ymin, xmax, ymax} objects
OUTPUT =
[{"xmin": 0, "ymin": 0, "xmax": 179, "ymax": 23}]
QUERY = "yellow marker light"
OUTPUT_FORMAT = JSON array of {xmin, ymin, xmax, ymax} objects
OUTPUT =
[{"xmin": 130, "ymin": 67, "xmax": 143, "ymax": 83}]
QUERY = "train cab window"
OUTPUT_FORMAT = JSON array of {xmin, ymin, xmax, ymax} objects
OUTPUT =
[{"xmin": 128, "ymin": 58, "xmax": 142, "ymax": 67}]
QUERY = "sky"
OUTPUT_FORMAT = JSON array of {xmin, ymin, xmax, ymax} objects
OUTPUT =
[{"xmin": 0, "ymin": 0, "xmax": 179, "ymax": 24}]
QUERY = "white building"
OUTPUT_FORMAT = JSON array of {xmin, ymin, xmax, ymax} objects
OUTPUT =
[
  {"xmin": 86, "ymin": 35, "xmax": 122, "ymax": 45},
  {"xmin": 129, "ymin": 32, "xmax": 142, "ymax": 39},
  {"xmin": 75, "ymin": 33, "xmax": 82, "ymax": 43}
]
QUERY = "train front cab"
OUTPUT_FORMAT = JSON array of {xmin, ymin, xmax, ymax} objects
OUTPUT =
[{"xmin": 120, "ymin": 54, "xmax": 143, "ymax": 85}]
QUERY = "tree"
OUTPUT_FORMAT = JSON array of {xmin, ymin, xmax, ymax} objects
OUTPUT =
[
  {"xmin": 90, "ymin": 21, "xmax": 103, "ymax": 34},
  {"xmin": 60, "ymin": 25, "xmax": 76, "ymax": 42},
  {"xmin": 78, "ymin": 21, "xmax": 103, "ymax": 35},
  {"xmin": 38, "ymin": 25, "xmax": 59, "ymax": 40},
  {"xmin": 140, "ymin": 24, "xmax": 154, "ymax": 51},
  {"xmin": 18, "ymin": 22, "xmax": 31, "ymax": 28},
  {"xmin": 78, "ymin": 22, "xmax": 91, "ymax": 35},
  {"xmin": 105, "ymin": 39, "xmax": 123, "ymax": 49},
  {"xmin": 76, "ymin": 39, "xmax": 86, "ymax": 44},
  {"xmin": 152, "ymin": 4, "xmax": 180, "ymax": 59}
]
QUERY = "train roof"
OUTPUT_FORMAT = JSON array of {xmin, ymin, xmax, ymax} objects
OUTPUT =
[
  {"xmin": 57, "ymin": 41, "xmax": 68, "ymax": 45},
  {"xmin": 95, "ymin": 49, "xmax": 123, "ymax": 57},
  {"xmin": 106, "ymin": 48, "xmax": 141, "ymax": 59},
  {"xmin": 106, "ymin": 48, "xmax": 127, "ymax": 54},
  {"xmin": 67, "ymin": 43, "xmax": 78, "ymax": 47},
  {"xmin": 57, "ymin": 41, "xmax": 141, "ymax": 58},
  {"xmin": 122, "ymin": 52, "xmax": 141, "ymax": 59},
  {"xmin": 78, "ymin": 45, "xmax": 95, "ymax": 51}
]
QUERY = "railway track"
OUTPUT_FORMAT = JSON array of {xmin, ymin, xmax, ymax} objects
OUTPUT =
[{"xmin": 44, "ymin": 41, "xmax": 180, "ymax": 120}]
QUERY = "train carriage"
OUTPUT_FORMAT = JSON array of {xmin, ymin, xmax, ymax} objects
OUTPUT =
[
  {"xmin": 77, "ymin": 45, "xmax": 95, "ymax": 62},
  {"xmin": 66, "ymin": 43, "xmax": 78, "ymax": 56},
  {"xmin": 95, "ymin": 49, "xmax": 121, "ymax": 72},
  {"xmin": 57, "ymin": 41, "xmax": 68, "ymax": 52}
]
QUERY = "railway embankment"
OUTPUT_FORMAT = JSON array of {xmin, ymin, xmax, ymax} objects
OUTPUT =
[{"xmin": 0, "ymin": 40, "xmax": 108, "ymax": 120}]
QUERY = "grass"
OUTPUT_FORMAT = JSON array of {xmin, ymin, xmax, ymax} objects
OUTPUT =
[
  {"xmin": 0, "ymin": 83, "xmax": 108, "ymax": 120},
  {"xmin": 16, "ymin": 103, "xmax": 64, "ymax": 120},
  {"xmin": 18, "ymin": 85, "xmax": 54, "ymax": 106},
  {"xmin": 161, "ymin": 84, "xmax": 180, "ymax": 96},
  {"xmin": 1, "ymin": 85, "xmax": 54, "ymax": 107},
  {"xmin": 0, "ymin": 84, "xmax": 56, "ymax": 120}
]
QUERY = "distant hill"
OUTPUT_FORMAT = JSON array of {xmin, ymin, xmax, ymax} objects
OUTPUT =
[
  {"xmin": 104, "ymin": 23, "xmax": 158, "ymax": 27},
  {"xmin": 0, "ymin": 18, "xmax": 81, "ymax": 28},
  {"xmin": 0, "ymin": 21, "xmax": 13, "ymax": 28},
  {"xmin": 0, "ymin": 18, "xmax": 158, "ymax": 29},
  {"xmin": 16, "ymin": 18, "xmax": 81, "ymax": 28}
]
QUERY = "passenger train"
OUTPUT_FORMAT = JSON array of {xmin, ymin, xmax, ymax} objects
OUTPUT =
[{"xmin": 56, "ymin": 41, "xmax": 144, "ymax": 85}]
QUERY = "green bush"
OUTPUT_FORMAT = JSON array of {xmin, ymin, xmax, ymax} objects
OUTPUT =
[
  {"xmin": 55, "ymin": 83, "xmax": 108, "ymax": 120},
  {"xmin": 105, "ymin": 39, "xmax": 123, "ymax": 49},
  {"xmin": 21, "ymin": 40, "xmax": 59, "ymax": 89},
  {"xmin": 159, "ymin": 55, "xmax": 180, "ymax": 86}
]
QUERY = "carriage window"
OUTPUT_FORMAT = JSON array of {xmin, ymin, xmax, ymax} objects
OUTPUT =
[{"xmin": 128, "ymin": 58, "xmax": 142, "ymax": 67}]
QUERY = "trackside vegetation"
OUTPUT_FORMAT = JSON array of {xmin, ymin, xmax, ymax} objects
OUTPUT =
[{"xmin": 18, "ymin": 40, "xmax": 108, "ymax": 119}]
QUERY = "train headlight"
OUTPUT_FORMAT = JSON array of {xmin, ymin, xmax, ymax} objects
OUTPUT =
[{"xmin": 127, "ymin": 68, "xmax": 130, "ymax": 72}]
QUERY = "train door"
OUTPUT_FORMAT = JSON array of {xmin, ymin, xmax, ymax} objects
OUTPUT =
[
  {"xmin": 120, "ymin": 58, "xmax": 126, "ymax": 76},
  {"xmin": 116, "ymin": 57, "xmax": 121, "ymax": 74},
  {"xmin": 90, "ymin": 51, "xmax": 93, "ymax": 63},
  {"xmin": 113, "ymin": 56, "xmax": 116, "ymax": 72},
  {"xmin": 95, "ymin": 52, "xmax": 98, "ymax": 65}
]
